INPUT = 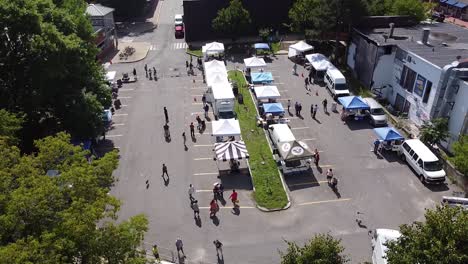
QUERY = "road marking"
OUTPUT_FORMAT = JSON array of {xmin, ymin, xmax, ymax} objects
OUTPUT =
[
  {"xmin": 173, "ymin": 42, "xmax": 188, "ymax": 50},
  {"xmin": 288, "ymin": 180, "xmax": 328, "ymax": 187},
  {"xmin": 298, "ymin": 198, "xmax": 351, "ymax": 206},
  {"xmin": 119, "ymin": 88, "xmax": 135, "ymax": 91},
  {"xmin": 193, "ymin": 172, "xmax": 218, "ymax": 176},
  {"xmin": 192, "ymin": 102, "xmax": 203, "ymax": 105},
  {"xmin": 118, "ymin": 96, "xmax": 132, "ymax": 99},
  {"xmin": 291, "ymin": 127, "xmax": 309, "ymax": 130},
  {"xmin": 113, "ymin": 123, "xmax": 125, "ymax": 126},
  {"xmin": 195, "ymin": 189, "xmax": 213, "ymax": 192},
  {"xmin": 199, "ymin": 206, "xmax": 255, "ymax": 209},
  {"xmin": 277, "ymin": 98, "xmax": 292, "ymax": 101},
  {"xmin": 154, "ymin": 0, "xmax": 163, "ymax": 26},
  {"xmin": 194, "ymin": 144, "xmax": 213, "ymax": 147},
  {"xmin": 121, "ymin": 104, "xmax": 128, "ymax": 107},
  {"xmin": 149, "ymin": 44, "xmax": 157, "ymax": 51},
  {"xmin": 317, "ymin": 165, "xmax": 333, "ymax": 168},
  {"xmin": 194, "ymin": 157, "xmax": 213, "ymax": 160},
  {"xmin": 113, "ymin": 113, "xmax": 129, "ymax": 116},
  {"xmin": 301, "ymin": 138, "xmax": 316, "ymax": 141},
  {"xmin": 105, "ymin": 134, "xmax": 123, "ymax": 138}
]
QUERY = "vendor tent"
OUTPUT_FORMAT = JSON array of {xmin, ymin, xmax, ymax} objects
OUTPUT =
[
  {"xmin": 373, "ymin": 127, "xmax": 404, "ymax": 141},
  {"xmin": 305, "ymin": 53, "xmax": 332, "ymax": 71},
  {"xmin": 106, "ymin": 71, "xmax": 116, "ymax": 82},
  {"xmin": 211, "ymin": 119, "xmax": 241, "ymax": 136},
  {"xmin": 278, "ymin": 140, "xmax": 313, "ymax": 161},
  {"xmin": 288, "ymin": 41, "xmax": 313, "ymax": 57},
  {"xmin": 214, "ymin": 141, "xmax": 249, "ymax": 161},
  {"xmin": 338, "ymin": 96, "xmax": 370, "ymax": 110},
  {"xmin": 254, "ymin": 86, "xmax": 280, "ymax": 100},
  {"xmin": 207, "ymin": 73, "xmax": 229, "ymax": 87},
  {"xmin": 251, "ymin": 72, "xmax": 274, "ymax": 84},
  {"xmin": 204, "ymin": 60, "xmax": 226, "ymax": 72},
  {"xmin": 254, "ymin": 43, "xmax": 270, "ymax": 50},
  {"xmin": 263, "ymin": 103, "xmax": 285, "ymax": 115},
  {"xmin": 212, "ymin": 84, "xmax": 234, "ymax": 100},
  {"xmin": 206, "ymin": 67, "xmax": 228, "ymax": 78},
  {"xmin": 244, "ymin": 57, "xmax": 267, "ymax": 68},
  {"xmin": 202, "ymin": 42, "xmax": 225, "ymax": 55}
]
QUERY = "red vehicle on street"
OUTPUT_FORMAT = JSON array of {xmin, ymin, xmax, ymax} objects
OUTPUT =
[{"xmin": 175, "ymin": 25, "xmax": 184, "ymax": 39}]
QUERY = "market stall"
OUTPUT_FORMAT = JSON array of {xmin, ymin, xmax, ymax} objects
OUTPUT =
[
  {"xmin": 214, "ymin": 141, "xmax": 249, "ymax": 161},
  {"xmin": 254, "ymin": 43, "xmax": 271, "ymax": 56},
  {"xmin": 251, "ymin": 72, "xmax": 274, "ymax": 84},
  {"xmin": 244, "ymin": 57, "xmax": 267, "ymax": 69},
  {"xmin": 212, "ymin": 118, "xmax": 241, "ymax": 137},
  {"xmin": 373, "ymin": 127, "xmax": 405, "ymax": 152},
  {"xmin": 338, "ymin": 96, "xmax": 370, "ymax": 120},
  {"xmin": 202, "ymin": 41, "xmax": 225, "ymax": 61},
  {"xmin": 207, "ymin": 73, "xmax": 229, "ymax": 87},
  {"xmin": 259, "ymin": 102, "xmax": 285, "ymax": 121},
  {"xmin": 253, "ymin": 86, "xmax": 281, "ymax": 101},
  {"xmin": 305, "ymin": 53, "xmax": 332, "ymax": 82},
  {"xmin": 278, "ymin": 140, "xmax": 314, "ymax": 162},
  {"xmin": 106, "ymin": 71, "xmax": 116, "ymax": 83},
  {"xmin": 288, "ymin": 41, "xmax": 313, "ymax": 58}
]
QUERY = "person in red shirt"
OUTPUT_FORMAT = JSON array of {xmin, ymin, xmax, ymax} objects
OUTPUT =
[{"xmin": 229, "ymin": 189, "xmax": 238, "ymax": 207}]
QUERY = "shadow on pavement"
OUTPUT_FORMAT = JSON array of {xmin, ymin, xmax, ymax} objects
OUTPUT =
[
  {"xmin": 426, "ymin": 183, "xmax": 450, "ymax": 192},
  {"xmin": 284, "ymin": 168, "xmax": 321, "ymax": 191},
  {"xmin": 93, "ymin": 139, "xmax": 117, "ymax": 158},
  {"xmin": 344, "ymin": 119, "xmax": 374, "ymax": 131},
  {"xmin": 217, "ymin": 168, "xmax": 253, "ymax": 191}
]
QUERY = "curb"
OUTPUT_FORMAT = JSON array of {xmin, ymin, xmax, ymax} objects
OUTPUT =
[{"xmin": 236, "ymin": 69, "xmax": 292, "ymax": 212}]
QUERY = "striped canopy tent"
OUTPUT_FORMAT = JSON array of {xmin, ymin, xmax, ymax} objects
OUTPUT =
[{"xmin": 214, "ymin": 141, "xmax": 249, "ymax": 161}]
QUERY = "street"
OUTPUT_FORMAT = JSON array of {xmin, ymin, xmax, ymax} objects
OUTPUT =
[{"xmin": 106, "ymin": 1, "xmax": 461, "ymax": 263}]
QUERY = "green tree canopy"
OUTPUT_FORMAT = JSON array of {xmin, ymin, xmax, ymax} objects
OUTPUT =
[
  {"xmin": 0, "ymin": 0, "xmax": 111, "ymax": 151},
  {"xmin": 450, "ymin": 135, "xmax": 468, "ymax": 175},
  {"xmin": 420, "ymin": 118, "xmax": 450, "ymax": 147},
  {"xmin": 212, "ymin": 0, "xmax": 252, "ymax": 38},
  {"xmin": 280, "ymin": 234, "xmax": 349, "ymax": 264},
  {"xmin": 386, "ymin": 205, "xmax": 468, "ymax": 264},
  {"xmin": 0, "ymin": 109, "xmax": 24, "ymax": 145},
  {"xmin": 368, "ymin": 0, "xmax": 428, "ymax": 22},
  {"xmin": 0, "ymin": 132, "xmax": 148, "ymax": 263}
]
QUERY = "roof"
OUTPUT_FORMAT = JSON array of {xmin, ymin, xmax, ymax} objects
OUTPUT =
[
  {"xmin": 211, "ymin": 119, "xmax": 241, "ymax": 136},
  {"xmin": 86, "ymin": 4, "xmax": 114, "ymax": 17},
  {"xmin": 404, "ymin": 139, "xmax": 439, "ymax": 161},
  {"xmin": 269, "ymin": 124, "xmax": 295, "ymax": 142},
  {"xmin": 355, "ymin": 21, "xmax": 468, "ymax": 67},
  {"xmin": 306, "ymin": 53, "xmax": 333, "ymax": 71}
]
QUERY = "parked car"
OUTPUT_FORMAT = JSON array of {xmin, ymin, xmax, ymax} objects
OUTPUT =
[
  {"xmin": 175, "ymin": 25, "xmax": 184, "ymax": 39},
  {"xmin": 363, "ymin": 97, "xmax": 388, "ymax": 126},
  {"xmin": 174, "ymin": 14, "xmax": 183, "ymax": 26},
  {"xmin": 432, "ymin": 12, "xmax": 445, "ymax": 22}
]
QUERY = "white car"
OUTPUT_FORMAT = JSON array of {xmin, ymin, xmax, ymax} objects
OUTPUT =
[{"xmin": 174, "ymin": 14, "xmax": 183, "ymax": 26}]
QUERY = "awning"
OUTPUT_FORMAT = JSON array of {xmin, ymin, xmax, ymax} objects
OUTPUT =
[
  {"xmin": 206, "ymin": 67, "xmax": 228, "ymax": 78},
  {"xmin": 212, "ymin": 119, "xmax": 241, "ymax": 136},
  {"xmin": 338, "ymin": 96, "xmax": 370, "ymax": 110},
  {"xmin": 254, "ymin": 43, "xmax": 270, "ymax": 50},
  {"xmin": 214, "ymin": 141, "xmax": 249, "ymax": 161},
  {"xmin": 305, "ymin": 53, "xmax": 333, "ymax": 71},
  {"xmin": 212, "ymin": 84, "xmax": 234, "ymax": 100},
  {"xmin": 444, "ymin": 0, "xmax": 458, "ymax": 6},
  {"xmin": 455, "ymin": 2, "xmax": 467, "ymax": 8},
  {"xmin": 244, "ymin": 57, "xmax": 267, "ymax": 68},
  {"xmin": 204, "ymin": 60, "xmax": 226, "ymax": 72},
  {"xmin": 254, "ymin": 86, "xmax": 281, "ymax": 100},
  {"xmin": 278, "ymin": 140, "xmax": 314, "ymax": 161},
  {"xmin": 373, "ymin": 127, "xmax": 404, "ymax": 141},
  {"xmin": 263, "ymin": 103, "xmax": 285, "ymax": 115},
  {"xmin": 202, "ymin": 42, "xmax": 225, "ymax": 54},
  {"xmin": 251, "ymin": 72, "xmax": 274, "ymax": 84},
  {"xmin": 106, "ymin": 71, "xmax": 116, "ymax": 81},
  {"xmin": 288, "ymin": 41, "xmax": 313, "ymax": 57}
]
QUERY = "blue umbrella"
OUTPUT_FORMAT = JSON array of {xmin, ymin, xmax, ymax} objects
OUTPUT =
[
  {"xmin": 373, "ymin": 127, "xmax": 404, "ymax": 141},
  {"xmin": 338, "ymin": 96, "xmax": 370, "ymax": 110}
]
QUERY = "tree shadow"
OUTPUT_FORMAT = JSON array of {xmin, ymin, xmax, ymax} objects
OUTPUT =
[{"xmin": 93, "ymin": 139, "xmax": 117, "ymax": 158}]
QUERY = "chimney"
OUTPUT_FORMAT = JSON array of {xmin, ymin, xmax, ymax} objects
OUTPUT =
[
  {"xmin": 421, "ymin": 28, "xmax": 430, "ymax": 45},
  {"xmin": 389, "ymin": 23, "xmax": 395, "ymax": 38}
]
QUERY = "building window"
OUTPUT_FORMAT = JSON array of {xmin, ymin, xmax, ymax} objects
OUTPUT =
[
  {"xmin": 423, "ymin": 81, "xmax": 432, "ymax": 103},
  {"xmin": 400, "ymin": 65, "xmax": 417, "ymax": 92},
  {"xmin": 413, "ymin": 74, "xmax": 426, "ymax": 97}
]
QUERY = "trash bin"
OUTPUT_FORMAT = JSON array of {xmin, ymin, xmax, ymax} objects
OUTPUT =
[
  {"xmin": 233, "ymin": 87, "xmax": 238, "ymax": 97},
  {"xmin": 238, "ymin": 93, "xmax": 244, "ymax": 104}
]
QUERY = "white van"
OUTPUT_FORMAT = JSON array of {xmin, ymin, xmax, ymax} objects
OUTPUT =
[
  {"xmin": 399, "ymin": 139, "xmax": 446, "ymax": 184},
  {"xmin": 363, "ymin": 97, "xmax": 387, "ymax": 126},
  {"xmin": 174, "ymin": 14, "xmax": 183, "ymax": 26},
  {"xmin": 324, "ymin": 66, "xmax": 349, "ymax": 99},
  {"xmin": 371, "ymin": 228, "xmax": 401, "ymax": 264}
]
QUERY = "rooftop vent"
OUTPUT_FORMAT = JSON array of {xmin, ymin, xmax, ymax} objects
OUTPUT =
[{"xmin": 418, "ymin": 28, "xmax": 430, "ymax": 45}]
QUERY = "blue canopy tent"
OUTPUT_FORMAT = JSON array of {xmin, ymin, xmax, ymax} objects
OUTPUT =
[
  {"xmin": 263, "ymin": 103, "xmax": 285, "ymax": 115},
  {"xmin": 373, "ymin": 127, "xmax": 404, "ymax": 141},
  {"xmin": 338, "ymin": 96, "xmax": 370, "ymax": 110},
  {"xmin": 254, "ymin": 43, "xmax": 270, "ymax": 50},
  {"xmin": 251, "ymin": 72, "xmax": 274, "ymax": 84}
]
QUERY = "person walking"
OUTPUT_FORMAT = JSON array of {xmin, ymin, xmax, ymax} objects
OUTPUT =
[
  {"xmin": 133, "ymin": 68, "xmax": 137, "ymax": 77},
  {"xmin": 204, "ymin": 104, "xmax": 209, "ymax": 118},
  {"xmin": 196, "ymin": 115, "xmax": 202, "ymax": 130},
  {"xmin": 308, "ymin": 70, "xmax": 313, "ymax": 84},
  {"xmin": 314, "ymin": 149, "xmax": 320, "ymax": 166},
  {"xmin": 298, "ymin": 103, "xmax": 302, "ymax": 116},
  {"xmin": 152, "ymin": 244, "xmax": 160, "ymax": 262},
  {"xmin": 322, "ymin": 98, "xmax": 328, "ymax": 113},
  {"xmin": 164, "ymin": 107, "xmax": 168, "ymax": 122},
  {"xmin": 304, "ymin": 77, "xmax": 309, "ymax": 91},
  {"xmin": 373, "ymin": 138, "xmax": 380, "ymax": 153},
  {"xmin": 294, "ymin": 102, "xmax": 299, "ymax": 116},
  {"xmin": 182, "ymin": 132, "xmax": 187, "ymax": 145},
  {"xmin": 310, "ymin": 103, "xmax": 314, "ymax": 117},
  {"xmin": 144, "ymin": 64, "xmax": 148, "ymax": 78},
  {"xmin": 153, "ymin": 67, "xmax": 157, "ymax": 80},
  {"xmin": 213, "ymin": 240, "xmax": 223, "ymax": 257},
  {"xmin": 330, "ymin": 177, "xmax": 338, "ymax": 189},
  {"xmin": 326, "ymin": 168, "xmax": 334, "ymax": 184},
  {"xmin": 188, "ymin": 184, "xmax": 195, "ymax": 200},
  {"xmin": 229, "ymin": 189, "xmax": 238, "ymax": 207},
  {"xmin": 162, "ymin": 164, "xmax": 169, "ymax": 178},
  {"xmin": 313, "ymin": 104, "xmax": 318, "ymax": 119},
  {"xmin": 191, "ymin": 199, "xmax": 200, "ymax": 218},
  {"xmin": 185, "ymin": 60, "xmax": 189, "ymax": 69},
  {"xmin": 202, "ymin": 94, "xmax": 206, "ymax": 105},
  {"xmin": 190, "ymin": 122, "xmax": 195, "ymax": 137},
  {"xmin": 210, "ymin": 199, "xmax": 219, "ymax": 217},
  {"xmin": 292, "ymin": 63, "xmax": 297, "ymax": 75},
  {"xmin": 175, "ymin": 238, "xmax": 185, "ymax": 257},
  {"xmin": 287, "ymin": 99, "xmax": 291, "ymax": 113}
]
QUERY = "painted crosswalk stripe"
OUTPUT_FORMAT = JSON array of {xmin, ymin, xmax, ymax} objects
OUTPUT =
[
  {"xmin": 173, "ymin": 42, "xmax": 188, "ymax": 49},
  {"xmin": 149, "ymin": 44, "xmax": 157, "ymax": 51},
  {"xmin": 193, "ymin": 172, "xmax": 218, "ymax": 176},
  {"xmin": 106, "ymin": 134, "xmax": 123, "ymax": 138}
]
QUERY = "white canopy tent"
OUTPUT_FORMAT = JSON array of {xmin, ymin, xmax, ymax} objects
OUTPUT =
[
  {"xmin": 254, "ymin": 86, "xmax": 281, "ymax": 100},
  {"xmin": 202, "ymin": 42, "xmax": 225, "ymax": 59},
  {"xmin": 106, "ymin": 71, "xmax": 116, "ymax": 82},
  {"xmin": 212, "ymin": 84, "xmax": 234, "ymax": 100},
  {"xmin": 244, "ymin": 57, "xmax": 266, "ymax": 68},
  {"xmin": 305, "ymin": 53, "xmax": 332, "ymax": 71},
  {"xmin": 206, "ymin": 73, "xmax": 229, "ymax": 87},
  {"xmin": 288, "ymin": 41, "xmax": 313, "ymax": 57},
  {"xmin": 206, "ymin": 67, "xmax": 228, "ymax": 78},
  {"xmin": 204, "ymin": 60, "xmax": 226, "ymax": 73},
  {"xmin": 211, "ymin": 119, "xmax": 241, "ymax": 137}
]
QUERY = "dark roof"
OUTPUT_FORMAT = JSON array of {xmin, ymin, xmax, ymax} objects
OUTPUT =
[{"xmin": 355, "ymin": 22, "xmax": 468, "ymax": 68}]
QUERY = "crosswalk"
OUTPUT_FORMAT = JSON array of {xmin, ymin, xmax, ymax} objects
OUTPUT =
[
  {"xmin": 149, "ymin": 44, "xmax": 157, "ymax": 51},
  {"xmin": 148, "ymin": 42, "xmax": 188, "ymax": 51}
]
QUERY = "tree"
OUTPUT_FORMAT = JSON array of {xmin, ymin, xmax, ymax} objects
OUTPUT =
[
  {"xmin": 450, "ymin": 135, "xmax": 468, "ymax": 175},
  {"xmin": 386, "ymin": 205, "xmax": 468, "ymax": 264},
  {"xmin": 0, "ymin": 0, "xmax": 111, "ymax": 151},
  {"xmin": 212, "ymin": 0, "xmax": 252, "ymax": 38},
  {"xmin": 420, "ymin": 118, "xmax": 450, "ymax": 147},
  {"xmin": 0, "ymin": 132, "xmax": 148, "ymax": 263},
  {"xmin": 279, "ymin": 234, "xmax": 349, "ymax": 264},
  {"xmin": 0, "ymin": 109, "xmax": 24, "ymax": 145},
  {"xmin": 368, "ymin": 0, "xmax": 428, "ymax": 22}
]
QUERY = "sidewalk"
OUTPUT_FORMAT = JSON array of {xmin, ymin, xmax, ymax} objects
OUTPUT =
[{"xmin": 445, "ymin": 16, "xmax": 468, "ymax": 28}]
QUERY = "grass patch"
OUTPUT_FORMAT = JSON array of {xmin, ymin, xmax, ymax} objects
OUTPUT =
[
  {"xmin": 228, "ymin": 70, "xmax": 288, "ymax": 209},
  {"xmin": 271, "ymin": 42, "xmax": 281, "ymax": 54},
  {"xmin": 186, "ymin": 48, "xmax": 202, "ymax": 57}
]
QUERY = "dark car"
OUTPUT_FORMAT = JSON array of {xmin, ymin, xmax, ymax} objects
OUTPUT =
[
  {"xmin": 432, "ymin": 12, "xmax": 445, "ymax": 22},
  {"xmin": 175, "ymin": 25, "xmax": 184, "ymax": 39}
]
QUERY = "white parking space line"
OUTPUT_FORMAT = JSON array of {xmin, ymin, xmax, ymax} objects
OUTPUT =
[
  {"xmin": 194, "ymin": 144, "xmax": 213, "ymax": 147},
  {"xmin": 121, "ymin": 104, "xmax": 129, "ymax": 107},
  {"xmin": 301, "ymin": 138, "xmax": 316, "ymax": 141},
  {"xmin": 291, "ymin": 127, "xmax": 309, "ymax": 130},
  {"xmin": 193, "ymin": 172, "xmax": 218, "ymax": 176},
  {"xmin": 194, "ymin": 157, "xmax": 213, "ymax": 160},
  {"xmin": 199, "ymin": 206, "xmax": 255, "ymax": 209},
  {"xmin": 106, "ymin": 134, "xmax": 124, "ymax": 138},
  {"xmin": 277, "ymin": 98, "xmax": 292, "ymax": 101},
  {"xmin": 113, "ymin": 113, "xmax": 129, "ymax": 116},
  {"xmin": 119, "ymin": 88, "xmax": 135, "ymax": 91},
  {"xmin": 195, "ymin": 189, "xmax": 213, "ymax": 192},
  {"xmin": 298, "ymin": 198, "xmax": 351, "ymax": 206},
  {"xmin": 118, "ymin": 96, "xmax": 132, "ymax": 99},
  {"xmin": 113, "ymin": 123, "xmax": 125, "ymax": 126}
]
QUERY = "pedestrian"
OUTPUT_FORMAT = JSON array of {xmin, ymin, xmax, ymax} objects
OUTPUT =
[
  {"xmin": 190, "ymin": 122, "xmax": 195, "ymax": 137},
  {"xmin": 175, "ymin": 238, "xmax": 184, "ymax": 256},
  {"xmin": 133, "ymin": 68, "xmax": 137, "ymax": 76},
  {"xmin": 196, "ymin": 115, "xmax": 202, "ymax": 130},
  {"xmin": 322, "ymin": 98, "xmax": 328, "ymax": 113},
  {"xmin": 149, "ymin": 71, "xmax": 152, "ymax": 80},
  {"xmin": 164, "ymin": 107, "xmax": 168, "ymax": 122},
  {"xmin": 186, "ymin": 60, "xmax": 189, "ymax": 69},
  {"xmin": 204, "ymin": 104, "xmax": 209, "ymax": 118},
  {"xmin": 188, "ymin": 184, "xmax": 195, "ymax": 199},
  {"xmin": 213, "ymin": 240, "xmax": 223, "ymax": 257},
  {"xmin": 304, "ymin": 77, "xmax": 309, "ymax": 90},
  {"xmin": 218, "ymin": 183, "xmax": 224, "ymax": 199},
  {"xmin": 189, "ymin": 62, "xmax": 193, "ymax": 71},
  {"xmin": 182, "ymin": 132, "xmax": 187, "ymax": 145},
  {"xmin": 287, "ymin": 99, "xmax": 291, "ymax": 113},
  {"xmin": 162, "ymin": 163, "xmax": 168, "ymax": 177},
  {"xmin": 144, "ymin": 64, "xmax": 148, "ymax": 73},
  {"xmin": 326, "ymin": 168, "xmax": 333, "ymax": 183},
  {"xmin": 202, "ymin": 94, "xmax": 206, "ymax": 105},
  {"xmin": 152, "ymin": 244, "xmax": 160, "ymax": 261},
  {"xmin": 308, "ymin": 70, "xmax": 313, "ymax": 84},
  {"xmin": 292, "ymin": 63, "xmax": 297, "ymax": 75},
  {"xmin": 331, "ymin": 177, "xmax": 338, "ymax": 189},
  {"xmin": 294, "ymin": 102, "xmax": 299, "ymax": 116},
  {"xmin": 373, "ymin": 138, "xmax": 380, "ymax": 153},
  {"xmin": 298, "ymin": 103, "xmax": 302, "ymax": 116},
  {"xmin": 229, "ymin": 189, "xmax": 238, "ymax": 207},
  {"xmin": 310, "ymin": 103, "xmax": 314, "ymax": 117},
  {"xmin": 314, "ymin": 149, "xmax": 320, "ymax": 166},
  {"xmin": 210, "ymin": 199, "xmax": 219, "ymax": 217},
  {"xmin": 191, "ymin": 199, "xmax": 200, "ymax": 218},
  {"xmin": 153, "ymin": 67, "xmax": 157, "ymax": 78},
  {"xmin": 313, "ymin": 104, "xmax": 318, "ymax": 119}
]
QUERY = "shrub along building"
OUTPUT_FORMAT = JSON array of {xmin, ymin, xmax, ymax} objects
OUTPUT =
[
  {"xmin": 182, "ymin": 0, "xmax": 293, "ymax": 43},
  {"xmin": 347, "ymin": 16, "xmax": 468, "ymax": 151},
  {"xmin": 86, "ymin": 4, "xmax": 118, "ymax": 61}
]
